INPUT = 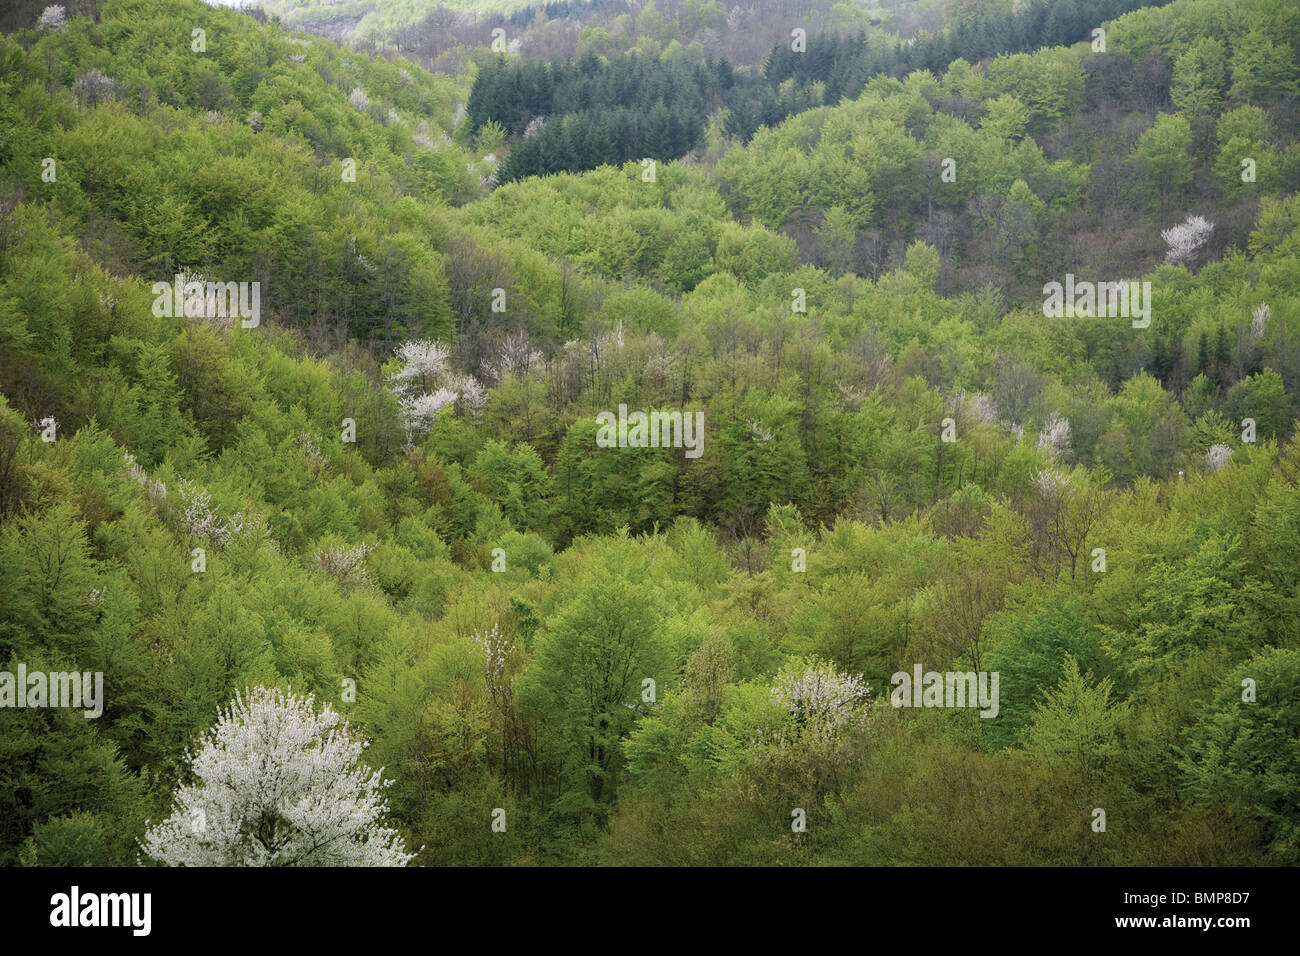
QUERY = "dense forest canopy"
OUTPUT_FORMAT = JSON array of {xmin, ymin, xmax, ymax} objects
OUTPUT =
[{"xmin": 0, "ymin": 0, "xmax": 1298, "ymax": 867}]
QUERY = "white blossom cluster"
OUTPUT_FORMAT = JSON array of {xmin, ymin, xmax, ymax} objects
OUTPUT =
[
  {"xmin": 386, "ymin": 340, "xmax": 487, "ymax": 441},
  {"xmin": 484, "ymin": 330, "xmax": 543, "ymax": 383},
  {"xmin": 349, "ymin": 87, "xmax": 370, "ymax": 111},
  {"xmin": 123, "ymin": 451, "xmax": 170, "ymax": 515},
  {"xmin": 471, "ymin": 623, "xmax": 513, "ymax": 699},
  {"xmin": 1032, "ymin": 467, "xmax": 1069, "ymax": 497},
  {"xmin": 313, "ymin": 541, "xmax": 373, "ymax": 588},
  {"xmin": 388, "ymin": 340, "xmax": 450, "ymax": 393},
  {"xmin": 1205, "ymin": 443, "xmax": 1233, "ymax": 471},
  {"xmin": 344, "ymin": 236, "xmax": 375, "ymax": 275},
  {"xmin": 37, "ymin": 5, "xmax": 67, "ymax": 31},
  {"xmin": 1162, "ymin": 215, "xmax": 1214, "ymax": 265},
  {"xmin": 473, "ymin": 154, "xmax": 500, "ymax": 189},
  {"xmin": 443, "ymin": 373, "xmax": 487, "ymax": 418},
  {"xmin": 295, "ymin": 430, "xmax": 328, "ymax": 468},
  {"xmin": 1037, "ymin": 412, "xmax": 1071, "ymax": 461},
  {"xmin": 399, "ymin": 388, "xmax": 457, "ymax": 439},
  {"xmin": 771, "ymin": 660, "xmax": 871, "ymax": 732},
  {"xmin": 123, "ymin": 453, "xmax": 263, "ymax": 550},
  {"xmin": 72, "ymin": 69, "xmax": 115, "ymax": 108},
  {"xmin": 141, "ymin": 686, "xmax": 414, "ymax": 867},
  {"xmin": 946, "ymin": 390, "xmax": 1005, "ymax": 435},
  {"xmin": 177, "ymin": 479, "xmax": 245, "ymax": 550},
  {"xmin": 1251, "ymin": 303, "xmax": 1270, "ymax": 342}
]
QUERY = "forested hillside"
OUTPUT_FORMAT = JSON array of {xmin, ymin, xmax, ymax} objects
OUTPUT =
[{"xmin": 1, "ymin": 0, "xmax": 1298, "ymax": 867}]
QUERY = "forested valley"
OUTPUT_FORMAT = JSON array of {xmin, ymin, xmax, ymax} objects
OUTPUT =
[{"xmin": 0, "ymin": 0, "xmax": 1298, "ymax": 867}]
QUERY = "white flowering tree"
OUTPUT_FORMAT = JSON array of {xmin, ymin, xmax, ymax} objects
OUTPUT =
[
  {"xmin": 123, "ymin": 451, "xmax": 170, "ymax": 514},
  {"xmin": 386, "ymin": 340, "xmax": 487, "ymax": 442},
  {"xmin": 314, "ymin": 540, "xmax": 373, "ymax": 589},
  {"xmin": 141, "ymin": 686, "xmax": 414, "ymax": 867},
  {"xmin": 1251, "ymin": 303, "xmax": 1270, "ymax": 342},
  {"xmin": 1205, "ymin": 443, "xmax": 1233, "ymax": 471},
  {"xmin": 485, "ymin": 330, "xmax": 543, "ymax": 383},
  {"xmin": 399, "ymin": 387, "xmax": 457, "ymax": 440},
  {"xmin": 472, "ymin": 622, "xmax": 514, "ymax": 703},
  {"xmin": 176, "ymin": 479, "xmax": 246, "ymax": 550},
  {"xmin": 770, "ymin": 659, "xmax": 872, "ymax": 740},
  {"xmin": 37, "ymin": 5, "xmax": 67, "ymax": 31},
  {"xmin": 442, "ymin": 373, "xmax": 487, "ymax": 418},
  {"xmin": 1162, "ymin": 215, "xmax": 1214, "ymax": 265},
  {"xmin": 756, "ymin": 659, "xmax": 873, "ymax": 796},
  {"xmin": 1037, "ymin": 412, "xmax": 1071, "ymax": 462},
  {"xmin": 1032, "ymin": 467, "xmax": 1070, "ymax": 499},
  {"xmin": 387, "ymin": 339, "xmax": 450, "ymax": 395}
]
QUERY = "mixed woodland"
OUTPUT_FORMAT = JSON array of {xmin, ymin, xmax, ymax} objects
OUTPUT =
[{"xmin": 0, "ymin": 0, "xmax": 1298, "ymax": 865}]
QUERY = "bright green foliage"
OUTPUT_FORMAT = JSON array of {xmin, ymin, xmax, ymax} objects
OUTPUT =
[{"xmin": 1179, "ymin": 648, "xmax": 1300, "ymax": 862}]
